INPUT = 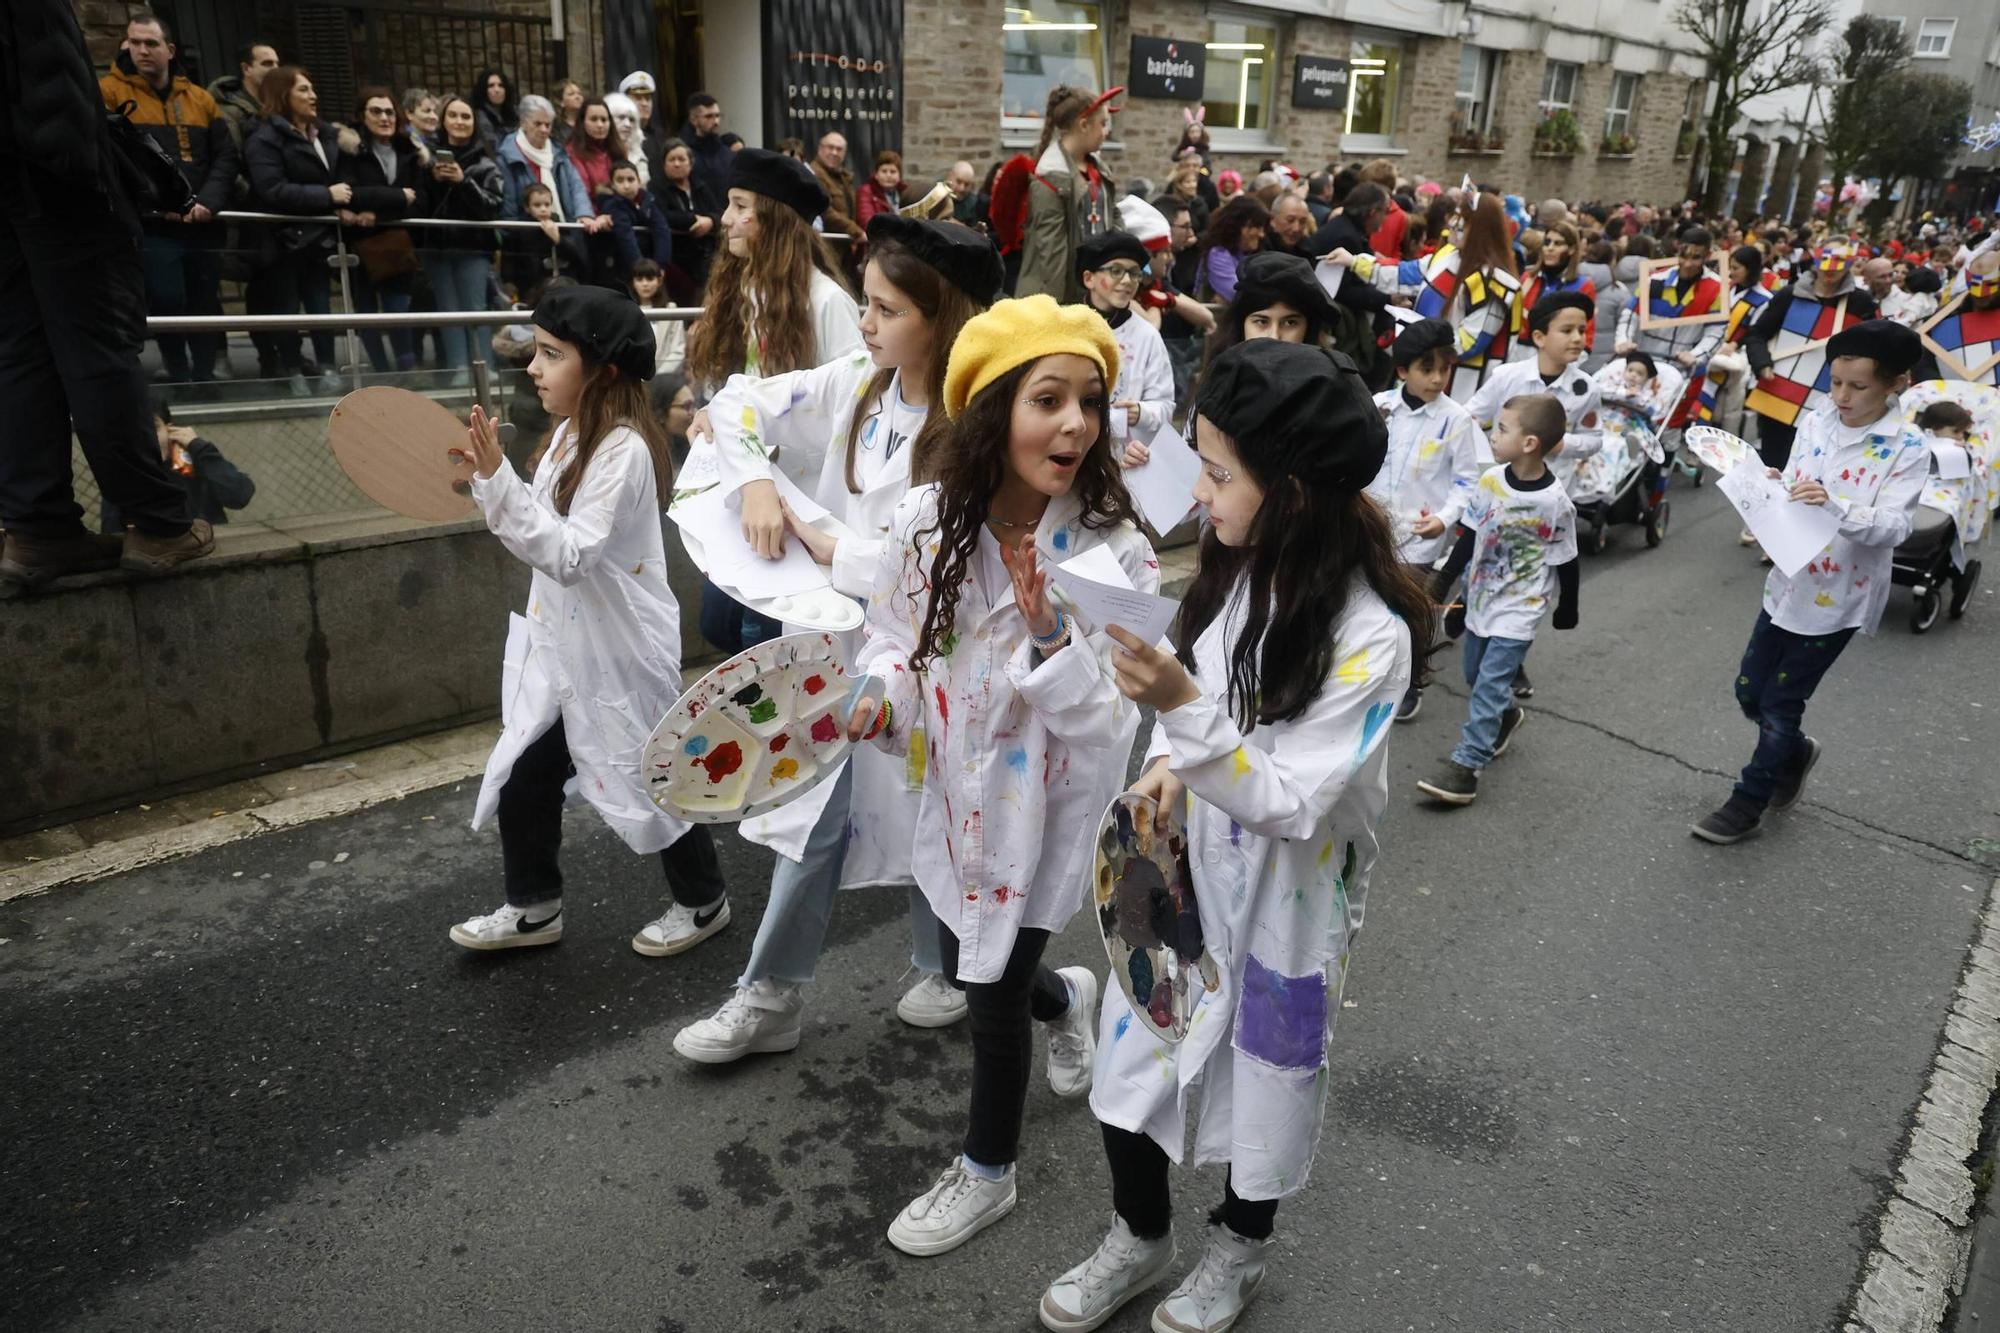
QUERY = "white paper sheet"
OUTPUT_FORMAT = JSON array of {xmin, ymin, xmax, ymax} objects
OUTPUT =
[
  {"xmin": 1931, "ymin": 441, "xmax": 1973, "ymax": 480},
  {"xmin": 1048, "ymin": 544, "xmax": 1180, "ymax": 646},
  {"xmin": 1717, "ymin": 462, "xmax": 1842, "ymax": 577},
  {"xmin": 1384, "ymin": 304, "xmax": 1424, "ymax": 327},
  {"xmin": 1316, "ymin": 258, "xmax": 1345, "ymax": 301},
  {"xmin": 669, "ymin": 482, "xmax": 830, "ymax": 598},
  {"xmin": 673, "ymin": 434, "xmax": 721, "ymax": 493},
  {"xmin": 1121, "ymin": 419, "xmax": 1203, "ymax": 536}
]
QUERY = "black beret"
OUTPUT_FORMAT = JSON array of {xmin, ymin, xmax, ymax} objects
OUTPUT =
[
  {"xmin": 1527, "ymin": 289, "xmax": 1596, "ymax": 333},
  {"xmin": 1827, "ymin": 318, "xmax": 1921, "ymax": 377},
  {"xmin": 866, "ymin": 213, "xmax": 1005, "ymax": 305},
  {"xmin": 1905, "ymin": 266, "xmax": 1943, "ymax": 295},
  {"xmin": 1195, "ymin": 339, "xmax": 1386, "ymax": 493},
  {"xmin": 534, "ymin": 285, "xmax": 657, "ymax": 381},
  {"xmin": 727, "ymin": 147, "xmax": 828, "ymax": 223},
  {"xmin": 1391, "ymin": 317, "xmax": 1456, "ymax": 367},
  {"xmin": 1075, "ymin": 230, "xmax": 1150, "ymax": 281},
  {"xmin": 1230, "ymin": 251, "xmax": 1336, "ymax": 328}
]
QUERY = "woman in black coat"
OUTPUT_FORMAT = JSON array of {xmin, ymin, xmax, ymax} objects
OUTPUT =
[
  {"xmin": 340, "ymin": 86, "xmax": 424, "ymax": 372},
  {"xmin": 655, "ymin": 137, "xmax": 720, "ymax": 298},
  {"xmin": 417, "ymin": 95, "xmax": 506, "ymax": 376},
  {"xmin": 244, "ymin": 66, "xmax": 402, "ymax": 387}
]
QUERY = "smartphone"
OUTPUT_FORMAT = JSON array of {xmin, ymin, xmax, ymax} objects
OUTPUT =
[{"xmin": 434, "ymin": 149, "xmax": 456, "ymax": 167}]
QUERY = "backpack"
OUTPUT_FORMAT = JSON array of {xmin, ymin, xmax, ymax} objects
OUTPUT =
[
  {"xmin": 988, "ymin": 152, "xmax": 1059, "ymax": 257},
  {"xmin": 1326, "ymin": 300, "xmax": 1385, "ymax": 388}
]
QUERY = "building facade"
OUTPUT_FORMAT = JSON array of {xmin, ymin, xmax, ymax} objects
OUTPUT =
[{"xmin": 1857, "ymin": 0, "xmax": 2000, "ymax": 209}]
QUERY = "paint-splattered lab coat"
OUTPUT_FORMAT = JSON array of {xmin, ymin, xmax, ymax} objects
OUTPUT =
[
  {"xmin": 1090, "ymin": 574, "xmax": 1410, "ymax": 1201},
  {"xmin": 856, "ymin": 484, "xmax": 1159, "ymax": 984}
]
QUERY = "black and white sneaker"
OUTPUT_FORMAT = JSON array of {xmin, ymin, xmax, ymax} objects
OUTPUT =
[
  {"xmin": 1395, "ymin": 687, "xmax": 1422, "ymax": 723},
  {"xmin": 1511, "ymin": 667, "xmax": 1534, "ymax": 700},
  {"xmin": 1768, "ymin": 737, "xmax": 1822, "ymax": 812},
  {"xmin": 631, "ymin": 897, "xmax": 731, "ymax": 957},
  {"xmin": 449, "ymin": 901, "xmax": 563, "ymax": 950},
  {"xmin": 1492, "ymin": 706, "xmax": 1526, "ymax": 758},
  {"xmin": 1416, "ymin": 761, "xmax": 1479, "ymax": 805}
]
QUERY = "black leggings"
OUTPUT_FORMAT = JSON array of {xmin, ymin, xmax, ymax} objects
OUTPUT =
[
  {"xmin": 498, "ymin": 717, "xmax": 725, "ymax": 910},
  {"xmin": 1755, "ymin": 415, "xmax": 1796, "ymax": 471},
  {"xmin": 1101, "ymin": 1122, "xmax": 1278, "ymax": 1241},
  {"xmin": 938, "ymin": 923, "xmax": 1072, "ymax": 1168}
]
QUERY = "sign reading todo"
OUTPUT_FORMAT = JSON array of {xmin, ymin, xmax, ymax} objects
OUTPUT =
[
  {"xmin": 1292, "ymin": 54, "xmax": 1349, "ymax": 110},
  {"xmin": 1128, "ymin": 36, "xmax": 1206, "ymax": 100},
  {"xmin": 761, "ymin": 0, "xmax": 903, "ymax": 168}
]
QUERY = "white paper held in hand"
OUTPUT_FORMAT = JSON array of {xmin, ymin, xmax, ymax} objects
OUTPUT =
[
  {"xmin": 673, "ymin": 433, "xmax": 722, "ymax": 494},
  {"xmin": 1122, "ymin": 418, "xmax": 1202, "ymax": 536},
  {"xmin": 1931, "ymin": 441, "xmax": 1972, "ymax": 480},
  {"xmin": 1047, "ymin": 544, "xmax": 1180, "ymax": 646},
  {"xmin": 669, "ymin": 482, "xmax": 829, "ymax": 598},
  {"xmin": 1717, "ymin": 461, "xmax": 1841, "ymax": 577},
  {"xmin": 1384, "ymin": 304, "xmax": 1424, "ymax": 327},
  {"xmin": 1316, "ymin": 257, "xmax": 1344, "ymax": 301}
]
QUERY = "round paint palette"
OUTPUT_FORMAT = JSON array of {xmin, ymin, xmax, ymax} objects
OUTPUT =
[
  {"xmin": 1683, "ymin": 424, "xmax": 1753, "ymax": 475},
  {"xmin": 673, "ymin": 521, "xmax": 863, "ymax": 633},
  {"xmin": 1091, "ymin": 792, "xmax": 1221, "ymax": 1045},
  {"xmin": 643, "ymin": 633, "xmax": 873, "ymax": 824},
  {"xmin": 326, "ymin": 386, "xmax": 478, "ymax": 522}
]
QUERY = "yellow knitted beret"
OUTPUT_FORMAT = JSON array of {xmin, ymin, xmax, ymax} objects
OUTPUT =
[{"xmin": 942, "ymin": 294, "xmax": 1121, "ymax": 419}]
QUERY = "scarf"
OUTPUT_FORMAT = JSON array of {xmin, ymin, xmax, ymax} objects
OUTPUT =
[{"xmin": 515, "ymin": 133, "xmax": 566, "ymax": 222}]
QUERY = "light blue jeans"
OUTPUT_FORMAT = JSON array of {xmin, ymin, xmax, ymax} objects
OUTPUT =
[
  {"xmin": 421, "ymin": 252, "xmax": 495, "ymax": 370},
  {"xmin": 737, "ymin": 762, "xmax": 945, "ymax": 988},
  {"xmin": 1451, "ymin": 631, "xmax": 1533, "ymax": 770}
]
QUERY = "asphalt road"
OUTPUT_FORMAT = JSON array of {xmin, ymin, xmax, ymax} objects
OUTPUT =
[{"xmin": 4, "ymin": 475, "xmax": 1996, "ymax": 1333}]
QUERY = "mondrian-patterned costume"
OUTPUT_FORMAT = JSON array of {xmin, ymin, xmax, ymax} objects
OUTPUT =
[
  {"xmin": 1390, "ymin": 245, "xmax": 1522, "ymax": 400},
  {"xmin": 1614, "ymin": 266, "xmax": 1726, "ymax": 429},
  {"xmin": 1694, "ymin": 283, "xmax": 1773, "ymax": 424},
  {"xmin": 1507, "ymin": 269, "xmax": 1599, "ymax": 362},
  {"xmin": 1743, "ymin": 280, "xmax": 1872, "ymax": 429},
  {"xmin": 1916, "ymin": 296, "xmax": 2000, "ymax": 388}
]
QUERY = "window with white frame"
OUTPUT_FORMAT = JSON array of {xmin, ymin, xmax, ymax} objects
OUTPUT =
[
  {"xmin": 1915, "ymin": 17, "xmax": 1956, "ymax": 59},
  {"xmin": 1604, "ymin": 72, "xmax": 1639, "ymax": 143},
  {"xmin": 1883, "ymin": 16, "xmax": 1906, "ymax": 34},
  {"xmin": 1001, "ymin": 2, "xmax": 1107, "ymax": 133},
  {"xmin": 1456, "ymin": 47, "xmax": 1501, "ymax": 136},
  {"xmin": 1201, "ymin": 16, "xmax": 1279, "ymax": 134},
  {"xmin": 1345, "ymin": 36, "xmax": 1403, "ymax": 140},
  {"xmin": 1540, "ymin": 60, "xmax": 1579, "ymax": 114}
]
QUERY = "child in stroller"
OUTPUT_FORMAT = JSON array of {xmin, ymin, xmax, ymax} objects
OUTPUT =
[
  {"xmin": 1571, "ymin": 352, "xmax": 1685, "ymax": 551},
  {"xmin": 1896, "ymin": 398, "xmax": 1986, "ymax": 632}
]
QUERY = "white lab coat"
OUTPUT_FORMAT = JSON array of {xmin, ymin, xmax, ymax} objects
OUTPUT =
[
  {"xmin": 1367, "ymin": 388, "xmax": 1485, "ymax": 565},
  {"xmin": 1464, "ymin": 355, "xmax": 1604, "ymax": 496},
  {"xmin": 468, "ymin": 423, "xmax": 689, "ymax": 853},
  {"xmin": 1091, "ymin": 573, "xmax": 1411, "ymax": 1200},
  {"xmin": 1109, "ymin": 310, "xmax": 1176, "ymax": 441},
  {"xmin": 856, "ymin": 484, "xmax": 1160, "ymax": 983},
  {"xmin": 705, "ymin": 349, "xmax": 924, "ymax": 885}
]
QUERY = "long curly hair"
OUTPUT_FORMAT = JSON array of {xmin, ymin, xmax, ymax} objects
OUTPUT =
[
  {"xmin": 909, "ymin": 360, "xmax": 1135, "ymax": 669},
  {"xmin": 685, "ymin": 194, "xmax": 853, "ymax": 388},
  {"xmin": 842, "ymin": 238, "xmax": 987, "ymax": 493}
]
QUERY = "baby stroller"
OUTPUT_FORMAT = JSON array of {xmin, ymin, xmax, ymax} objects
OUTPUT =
[
  {"xmin": 1894, "ymin": 380, "xmax": 1995, "ymax": 633},
  {"xmin": 1566, "ymin": 357, "xmax": 1685, "ymax": 553}
]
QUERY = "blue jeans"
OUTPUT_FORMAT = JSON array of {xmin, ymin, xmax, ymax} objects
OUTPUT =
[
  {"xmin": 350, "ymin": 267, "xmax": 415, "ymax": 371},
  {"xmin": 140, "ymin": 228, "xmax": 221, "ymax": 380},
  {"xmin": 1451, "ymin": 631, "xmax": 1533, "ymax": 769},
  {"xmin": 737, "ymin": 762, "xmax": 944, "ymax": 987},
  {"xmin": 422, "ymin": 252, "xmax": 494, "ymax": 369},
  {"xmin": 1731, "ymin": 611, "xmax": 1853, "ymax": 807}
]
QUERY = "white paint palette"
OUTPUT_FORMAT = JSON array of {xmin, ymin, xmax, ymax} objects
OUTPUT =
[
  {"xmin": 1683, "ymin": 424, "xmax": 1754, "ymax": 475},
  {"xmin": 1092, "ymin": 792, "xmax": 1220, "ymax": 1045},
  {"xmin": 643, "ymin": 633, "xmax": 877, "ymax": 824}
]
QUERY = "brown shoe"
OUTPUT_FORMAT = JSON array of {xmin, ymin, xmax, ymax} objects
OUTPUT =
[
  {"xmin": 120, "ymin": 519, "xmax": 216, "ymax": 575},
  {"xmin": 0, "ymin": 529, "xmax": 126, "ymax": 588}
]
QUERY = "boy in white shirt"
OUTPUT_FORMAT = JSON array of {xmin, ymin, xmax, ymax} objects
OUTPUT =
[
  {"xmin": 1462, "ymin": 289, "xmax": 1601, "ymax": 699},
  {"xmin": 1076, "ymin": 231, "xmax": 1176, "ymax": 463},
  {"xmin": 1417, "ymin": 393, "xmax": 1580, "ymax": 805},
  {"xmin": 1368, "ymin": 317, "xmax": 1484, "ymax": 720},
  {"xmin": 1691, "ymin": 320, "xmax": 1929, "ymax": 844}
]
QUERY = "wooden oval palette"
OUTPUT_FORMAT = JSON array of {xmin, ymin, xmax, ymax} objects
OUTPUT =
[
  {"xmin": 326, "ymin": 386, "xmax": 478, "ymax": 522},
  {"xmin": 1092, "ymin": 792, "xmax": 1221, "ymax": 1045},
  {"xmin": 643, "ymin": 632, "xmax": 877, "ymax": 824}
]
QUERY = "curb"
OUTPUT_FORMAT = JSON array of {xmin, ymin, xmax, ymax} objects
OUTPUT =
[
  {"xmin": 0, "ymin": 753, "xmax": 487, "ymax": 905},
  {"xmin": 1848, "ymin": 879, "xmax": 2000, "ymax": 1332}
]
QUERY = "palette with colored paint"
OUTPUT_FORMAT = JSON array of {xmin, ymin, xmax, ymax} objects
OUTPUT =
[
  {"xmin": 1683, "ymin": 424, "xmax": 1754, "ymax": 476},
  {"xmin": 642, "ymin": 633, "xmax": 878, "ymax": 824},
  {"xmin": 1092, "ymin": 793, "xmax": 1220, "ymax": 1045}
]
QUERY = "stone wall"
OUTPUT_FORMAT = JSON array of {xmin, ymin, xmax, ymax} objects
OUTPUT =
[{"xmin": 902, "ymin": 0, "xmax": 1009, "ymax": 181}]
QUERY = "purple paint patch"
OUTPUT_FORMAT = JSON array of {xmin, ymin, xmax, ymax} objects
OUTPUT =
[{"xmin": 1234, "ymin": 954, "xmax": 1327, "ymax": 1071}]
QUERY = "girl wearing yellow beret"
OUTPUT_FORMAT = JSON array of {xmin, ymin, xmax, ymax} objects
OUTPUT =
[{"xmin": 847, "ymin": 293, "xmax": 1161, "ymax": 1258}]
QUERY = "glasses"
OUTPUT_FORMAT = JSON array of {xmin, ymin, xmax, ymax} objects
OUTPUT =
[
  {"xmin": 1100, "ymin": 266, "xmax": 1144, "ymax": 285},
  {"xmin": 366, "ymin": 105, "xmax": 396, "ymax": 117}
]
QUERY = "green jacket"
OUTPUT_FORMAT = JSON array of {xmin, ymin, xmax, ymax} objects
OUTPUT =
[{"xmin": 1015, "ymin": 140, "xmax": 1120, "ymax": 305}]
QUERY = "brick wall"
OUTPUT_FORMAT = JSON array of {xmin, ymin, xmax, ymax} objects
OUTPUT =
[{"xmin": 902, "ymin": 0, "xmax": 1008, "ymax": 182}]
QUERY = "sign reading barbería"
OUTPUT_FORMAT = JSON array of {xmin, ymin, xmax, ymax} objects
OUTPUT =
[{"xmin": 1128, "ymin": 36, "xmax": 1206, "ymax": 99}]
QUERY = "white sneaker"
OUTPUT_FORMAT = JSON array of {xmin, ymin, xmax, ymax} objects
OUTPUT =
[
  {"xmin": 631, "ymin": 897, "xmax": 730, "ymax": 957},
  {"xmin": 1047, "ymin": 966, "xmax": 1099, "ymax": 1098},
  {"xmin": 672, "ymin": 982, "xmax": 803, "ymax": 1064},
  {"xmin": 1040, "ymin": 1214, "xmax": 1177, "ymax": 1332},
  {"xmin": 449, "ymin": 901, "xmax": 562, "ymax": 951},
  {"xmin": 886, "ymin": 1157, "xmax": 1017, "ymax": 1256},
  {"xmin": 1151, "ymin": 1225, "xmax": 1269, "ymax": 1333},
  {"xmin": 896, "ymin": 972, "xmax": 969, "ymax": 1028}
]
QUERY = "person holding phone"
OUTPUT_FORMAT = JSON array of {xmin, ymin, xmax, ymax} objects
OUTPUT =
[{"xmin": 419, "ymin": 95, "xmax": 505, "ymax": 376}]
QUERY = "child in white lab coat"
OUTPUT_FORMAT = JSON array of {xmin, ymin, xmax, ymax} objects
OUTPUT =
[
  {"xmin": 1691, "ymin": 319, "xmax": 1928, "ymax": 844},
  {"xmin": 1075, "ymin": 230, "xmax": 1175, "ymax": 461},
  {"xmin": 848, "ymin": 294, "xmax": 1161, "ymax": 1258},
  {"xmin": 1367, "ymin": 316, "xmax": 1483, "ymax": 721},
  {"xmin": 1038, "ymin": 338, "xmax": 1425, "ymax": 1333},
  {"xmin": 668, "ymin": 215, "xmax": 1001, "ymax": 1062},
  {"xmin": 446, "ymin": 285, "xmax": 730, "ymax": 953}
]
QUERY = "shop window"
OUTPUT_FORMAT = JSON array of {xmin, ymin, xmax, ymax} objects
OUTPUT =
[
  {"xmin": 1201, "ymin": 16, "xmax": 1279, "ymax": 135},
  {"xmin": 1002, "ymin": 2, "xmax": 1108, "ymax": 134},
  {"xmin": 1345, "ymin": 37, "xmax": 1402, "ymax": 141}
]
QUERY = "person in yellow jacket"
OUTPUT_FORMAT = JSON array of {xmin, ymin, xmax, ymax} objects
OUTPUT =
[{"xmin": 98, "ymin": 13, "xmax": 237, "ymax": 385}]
